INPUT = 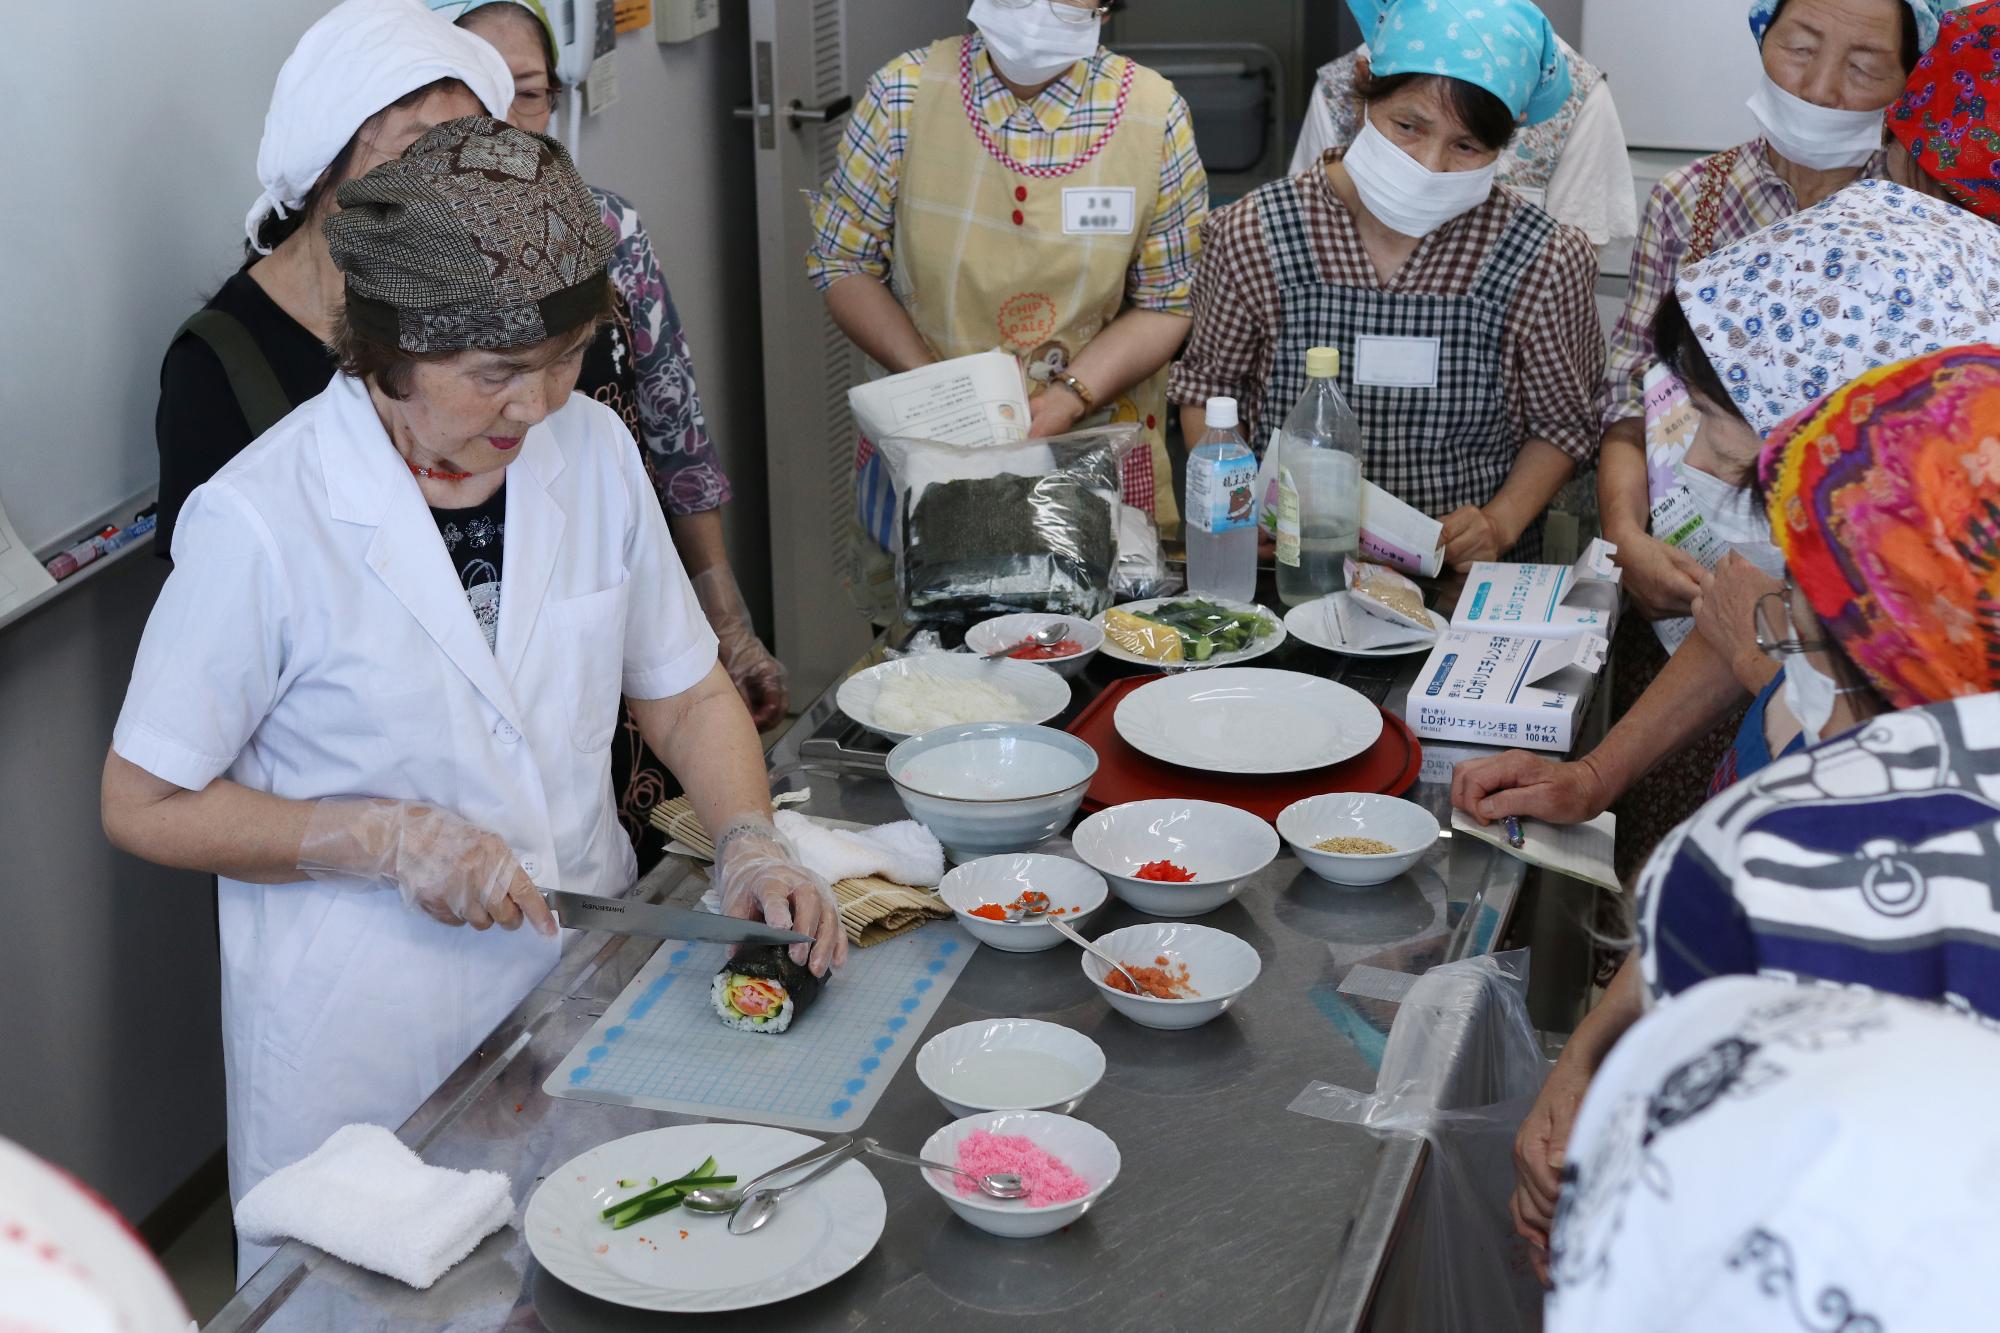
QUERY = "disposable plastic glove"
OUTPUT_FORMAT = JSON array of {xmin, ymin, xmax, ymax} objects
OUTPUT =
[
  {"xmin": 712, "ymin": 815, "xmax": 846, "ymax": 975},
  {"xmin": 297, "ymin": 797, "xmax": 557, "ymax": 936},
  {"xmin": 692, "ymin": 567, "xmax": 790, "ymax": 731}
]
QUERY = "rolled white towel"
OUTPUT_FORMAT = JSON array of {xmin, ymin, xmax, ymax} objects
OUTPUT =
[
  {"xmin": 234, "ymin": 1124, "xmax": 512, "ymax": 1290},
  {"xmin": 774, "ymin": 810, "xmax": 944, "ymax": 888}
]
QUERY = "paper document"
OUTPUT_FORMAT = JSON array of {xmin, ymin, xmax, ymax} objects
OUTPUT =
[
  {"xmin": 1450, "ymin": 810, "xmax": 1620, "ymax": 893},
  {"xmin": 847, "ymin": 350, "xmax": 1030, "ymax": 452},
  {"xmin": 0, "ymin": 489, "xmax": 57, "ymax": 621}
]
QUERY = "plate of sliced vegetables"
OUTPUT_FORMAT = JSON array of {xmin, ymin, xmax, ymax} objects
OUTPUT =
[
  {"xmin": 1094, "ymin": 596, "xmax": 1285, "ymax": 669},
  {"xmin": 524, "ymin": 1123, "xmax": 885, "ymax": 1312}
]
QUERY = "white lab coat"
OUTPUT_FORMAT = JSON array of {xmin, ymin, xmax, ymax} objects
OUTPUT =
[{"xmin": 113, "ymin": 372, "xmax": 717, "ymax": 1272}]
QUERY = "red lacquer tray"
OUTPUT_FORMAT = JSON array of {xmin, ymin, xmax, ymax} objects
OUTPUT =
[{"xmin": 1066, "ymin": 673, "xmax": 1423, "ymax": 823}]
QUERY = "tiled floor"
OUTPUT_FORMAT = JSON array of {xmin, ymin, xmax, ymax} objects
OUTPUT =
[{"xmin": 155, "ymin": 1192, "xmax": 236, "ymax": 1326}]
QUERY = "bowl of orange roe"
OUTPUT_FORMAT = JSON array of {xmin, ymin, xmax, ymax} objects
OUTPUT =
[
  {"xmin": 1078, "ymin": 922, "xmax": 1263, "ymax": 1030},
  {"xmin": 937, "ymin": 854, "xmax": 1109, "ymax": 952},
  {"xmin": 1071, "ymin": 799, "xmax": 1280, "ymax": 917}
]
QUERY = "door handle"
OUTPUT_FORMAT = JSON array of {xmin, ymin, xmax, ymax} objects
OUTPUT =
[
  {"xmin": 733, "ymin": 97, "xmax": 852, "ymax": 126},
  {"xmin": 785, "ymin": 96, "xmax": 852, "ymax": 125}
]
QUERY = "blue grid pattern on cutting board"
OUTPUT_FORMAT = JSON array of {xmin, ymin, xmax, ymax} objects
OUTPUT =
[{"xmin": 545, "ymin": 923, "xmax": 976, "ymax": 1133}]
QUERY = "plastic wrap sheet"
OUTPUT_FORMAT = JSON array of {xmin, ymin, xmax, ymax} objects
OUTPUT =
[{"xmin": 1290, "ymin": 951, "xmax": 1551, "ymax": 1333}]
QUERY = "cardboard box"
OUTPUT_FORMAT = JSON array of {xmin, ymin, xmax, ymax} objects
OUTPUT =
[
  {"xmin": 1452, "ymin": 538, "xmax": 1621, "ymax": 639},
  {"xmin": 1409, "ymin": 630, "xmax": 1609, "ymax": 753}
]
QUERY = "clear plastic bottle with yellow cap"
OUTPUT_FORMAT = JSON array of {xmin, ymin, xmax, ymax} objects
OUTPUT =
[{"xmin": 1272, "ymin": 346, "xmax": 1364, "ymax": 606}]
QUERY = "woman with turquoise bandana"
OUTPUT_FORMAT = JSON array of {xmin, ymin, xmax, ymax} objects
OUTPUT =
[{"xmin": 1172, "ymin": 0, "xmax": 1604, "ymax": 568}]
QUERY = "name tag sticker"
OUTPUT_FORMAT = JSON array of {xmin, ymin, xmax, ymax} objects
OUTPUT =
[
  {"xmin": 1062, "ymin": 187, "xmax": 1136, "ymax": 235},
  {"xmin": 1354, "ymin": 335, "xmax": 1442, "ymax": 389}
]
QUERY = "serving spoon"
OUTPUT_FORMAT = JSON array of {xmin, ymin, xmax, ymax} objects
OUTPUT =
[
  {"xmin": 1012, "ymin": 903, "xmax": 1148, "ymax": 994},
  {"xmin": 684, "ymin": 1128, "xmax": 856, "ymax": 1216},
  {"xmin": 981, "ymin": 621, "xmax": 1071, "ymax": 660},
  {"xmin": 860, "ymin": 1138, "xmax": 1028, "ymax": 1199}
]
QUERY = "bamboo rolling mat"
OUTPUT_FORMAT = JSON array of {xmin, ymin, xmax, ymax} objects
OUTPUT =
[{"xmin": 650, "ymin": 797, "xmax": 952, "ymax": 947}]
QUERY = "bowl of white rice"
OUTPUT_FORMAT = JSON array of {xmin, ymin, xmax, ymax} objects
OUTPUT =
[
  {"xmin": 837, "ymin": 653, "xmax": 1073, "ymax": 744},
  {"xmin": 889, "ymin": 724, "xmax": 1099, "ymax": 862}
]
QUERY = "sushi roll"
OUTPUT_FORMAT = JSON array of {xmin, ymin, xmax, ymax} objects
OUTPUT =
[{"xmin": 712, "ymin": 946, "xmax": 823, "ymax": 1034}]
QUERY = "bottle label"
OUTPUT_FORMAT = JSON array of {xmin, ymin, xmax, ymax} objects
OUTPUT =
[
  {"xmin": 1276, "ymin": 467, "xmax": 1302, "ymax": 567},
  {"xmin": 1186, "ymin": 452, "xmax": 1258, "ymax": 535}
]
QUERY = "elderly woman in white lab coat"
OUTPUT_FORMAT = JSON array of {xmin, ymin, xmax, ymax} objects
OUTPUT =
[{"xmin": 100, "ymin": 117, "xmax": 843, "ymax": 1279}]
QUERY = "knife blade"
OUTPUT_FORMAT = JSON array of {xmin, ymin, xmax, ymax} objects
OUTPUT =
[{"xmin": 544, "ymin": 890, "xmax": 813, "ymax": 946}]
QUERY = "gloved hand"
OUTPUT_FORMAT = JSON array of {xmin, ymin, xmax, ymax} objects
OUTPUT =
[
  {"xmin": 712, "ymin": 815, "xmax": 846, "ymax": 975},
  {"xmin": 297, "ymin": 797, "xmax": 557, "ymax": 936},
  {"xmin": 692, "ymin": 567, "xmax": 790, "ymax": 731}
]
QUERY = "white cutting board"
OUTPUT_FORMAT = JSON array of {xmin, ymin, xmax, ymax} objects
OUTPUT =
[{"xmin": 546, "ymin": 922, "xmax": 976, "ymax": 1132}]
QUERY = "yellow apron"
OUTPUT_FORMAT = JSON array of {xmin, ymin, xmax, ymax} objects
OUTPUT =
[{"xmin": 891, "ymin": 35, "xmax": 1179, "ymax": 532}]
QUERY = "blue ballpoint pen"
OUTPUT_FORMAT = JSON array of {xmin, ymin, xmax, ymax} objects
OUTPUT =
[{"xmin": 1504, "ymin": 816, "xmax": 1525, "ymax": 849}]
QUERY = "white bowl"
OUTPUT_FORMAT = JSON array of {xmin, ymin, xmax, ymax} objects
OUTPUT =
[
  {"xmin": 1277, "ymin": 793, "xmax": 1440, "ymax": 886},
  {"xmin": 837, "ymin": 654, "xmax": 1073, "ymax": 743},
  {"xmin": 1070, "ymin": 799, "xmax": 1280, "ymax": 916},
  {"xmin": 1078, "ymin": 922, "xmax": 1262, "ymax": 1030},
  {"xmin": 937, "ymin": 854, "xmax": 1109, "ymax": 952},
  {"xmin": 964, "ymin": 613, "xmax": 1105, "ymax": 680},
  {"xmin": 889, "ymin": 724, "xmax": 1099, "ymax": 862},
  {"xmin": 919, "ymin": 1110, "xmax": 1120, "ymax": 1238},
  {"xmin": 915, "ymin": 1018, "xmax": 1107, "ymax": 1117}
]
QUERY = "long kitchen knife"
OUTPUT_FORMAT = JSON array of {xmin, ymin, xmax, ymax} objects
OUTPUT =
[{"xmin": 544, "ymin": 890, "xmax": 813, "ymax": 946}]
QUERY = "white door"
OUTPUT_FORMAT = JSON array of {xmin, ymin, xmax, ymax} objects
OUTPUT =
[{"xmin": 745, "ymin": 0, "xmax": 967, "ymax": 701}]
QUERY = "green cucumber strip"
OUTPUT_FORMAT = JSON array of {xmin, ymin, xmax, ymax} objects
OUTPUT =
[{"xmin": 600, "ymin": 1156, "xmax": 723, "ymax": 1218}]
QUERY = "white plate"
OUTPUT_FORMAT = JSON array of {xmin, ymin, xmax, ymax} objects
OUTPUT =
[
  {"xmin": 1284, "ymin": 592, "xmax": 1447, "ymax": 658},
  {"xmin": 1113, "ymin": 667, "xmax": 1383, "ymax": 775},
  {"xmin": 525, "ymin": 1124, "xmax": 886, "ymax": 1313},
  {"xmin": 1093, "ymin": 596, "xmax": 1286, "ymax": 668},
  {"xmin": 837, "ymin": 654, "xmax": 1072, "ymax": 743}
]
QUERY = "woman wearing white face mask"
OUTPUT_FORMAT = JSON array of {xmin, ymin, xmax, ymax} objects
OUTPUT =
[
  {"xmin": 807, "ymin": 0, "xmax": 1208, "ymax": 612},
  {"xmin": 1172, "ymin": 0, "xmax": 1604, "ymax": 567}
]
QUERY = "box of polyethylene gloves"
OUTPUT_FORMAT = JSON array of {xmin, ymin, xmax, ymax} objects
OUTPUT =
[
  {"xmin": 1409, "ymin": 630, "xmax": 1609, "ymax": 753},
  {"xmin": 1450, "ymin": 538, "xmax": 1621, "ymax": 639}
]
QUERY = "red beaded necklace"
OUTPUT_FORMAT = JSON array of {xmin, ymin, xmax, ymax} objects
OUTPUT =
[{"xmin": 407, "ymin": 460, "xmax": 474, "ymax": 482}]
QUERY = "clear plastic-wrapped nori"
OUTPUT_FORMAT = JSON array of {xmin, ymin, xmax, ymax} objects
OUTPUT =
[{"xmin": 711, "ymin": 945, "xmax": 824, "ymax": 1034}]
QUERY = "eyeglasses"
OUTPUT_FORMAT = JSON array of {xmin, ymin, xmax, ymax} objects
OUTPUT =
[
  {"xmin": 1754, "ymin": 579, "xmax": 1831, "ymax": 657},
  {"xmin": 514, "ymin": 85, "xmax": 563, "ymax": 115},
  {"xmin": 990, "ymin": 0, "xmax": 1113, "ymax": 23}
]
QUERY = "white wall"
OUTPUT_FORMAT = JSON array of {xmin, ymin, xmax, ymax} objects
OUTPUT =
[{"xmin": 0, "ymin": 0, "xmax": 763, "ymax": 1227}]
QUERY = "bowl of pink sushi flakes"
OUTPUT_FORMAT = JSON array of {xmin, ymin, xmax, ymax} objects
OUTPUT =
[{"xmin": 920, "ymin": 1111, "xmax": 1120, "ymax": 1238}]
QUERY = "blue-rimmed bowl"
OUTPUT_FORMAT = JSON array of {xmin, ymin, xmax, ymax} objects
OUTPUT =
[{"xmin": 888, "ymin": 724, "xmax": 1099, "ymax": 862}]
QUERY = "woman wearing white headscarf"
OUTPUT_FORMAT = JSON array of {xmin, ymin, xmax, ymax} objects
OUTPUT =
[
  {"xmin": 1547, "ymin": 974, "xmax": 2000, "ymax": 1331},
  {"xmin": 155, "ymin": 0, "xmax": 512, "ymax": 556}
]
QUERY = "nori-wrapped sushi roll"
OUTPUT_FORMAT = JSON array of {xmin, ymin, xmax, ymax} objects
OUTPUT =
[{"xmin": 712, "ymin": 946, "xmax": 823, "ymax": 1033}]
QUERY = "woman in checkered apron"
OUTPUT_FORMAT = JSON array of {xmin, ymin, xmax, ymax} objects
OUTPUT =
[
  {"xmin": 1171, "ymin": 0, "xmax": 1605, "ymax": 571},
  {"xmin": 807, "ymin": 0, "xmax": 1210, "ymax": 620}
]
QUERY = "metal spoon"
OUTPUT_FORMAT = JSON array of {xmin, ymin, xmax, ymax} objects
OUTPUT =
[
  {"xmin": 860, "ymin": 1138, "xmax": 1029, "ymax": 1199},
  {"xmin": 981, "ymin": 621, "xmax": 1071, "ymax": 660},
  {"xmin": 682, "ymin": 1134, "xmax": 854, "ymax": 1215},
  {"xmin": 725, "ymin": 1137, "xmax": 870, "ymax": 1235},
  {"xmin": 1038, "ymin": 912, "xmax": 1148, "ymax": 994}
]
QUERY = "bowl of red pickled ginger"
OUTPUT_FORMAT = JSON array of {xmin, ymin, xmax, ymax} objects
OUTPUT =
[
  {"xmin": 919, "ymin": 1110, "xmax": 1120, "ymax": 1238},
  {"xmin": 1080, "ymin": 922, "xmax": 1262, "ymax": 1030}
]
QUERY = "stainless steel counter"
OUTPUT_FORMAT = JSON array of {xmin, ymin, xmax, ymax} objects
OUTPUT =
[{"xmin": 206, "ymin": 625, "xmax": 1532, "ymax": 1333}]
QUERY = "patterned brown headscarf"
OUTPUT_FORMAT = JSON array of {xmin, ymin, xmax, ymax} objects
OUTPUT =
[{"xmin": 325, "ymin": 115, "xmax": 614, "ymax": 352}]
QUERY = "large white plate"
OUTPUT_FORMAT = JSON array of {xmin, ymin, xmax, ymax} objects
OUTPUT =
[
  {"xmin": 1093, "ymin": 596, "xmax": 1286, "ymax": 668},
  {"xmin": 1113, "ymin": 667, "xmax": 1384, "ymax": 775},
  {"xmin": 837, "ymin": 653, "xmax": 1072, "ymax": 743},
  {"xmin": 525, "ymin": 1124, "xmax": 886, "ymax": 1313},
  {"xmin": 1284, "ymin": 592, "xmax": 1447, "ymax": 658}
]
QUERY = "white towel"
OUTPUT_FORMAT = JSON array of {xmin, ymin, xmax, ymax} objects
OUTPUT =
[
  {"xmin": 775, "ymin": 810, "xmax": 944, "ymax": 887},
  {"xmin": 234, "ymin": 1124, "xmax": 512, "ymax": 1290}
]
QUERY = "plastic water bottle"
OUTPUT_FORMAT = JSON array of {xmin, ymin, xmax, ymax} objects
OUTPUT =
[
  {"xmin": 1185, "ymin": 396, "xmax": 1258, "ymax": 603},
  {"xmin": 1272, "ymin": 348, "xmax": 1364, "ymax": 607}
]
